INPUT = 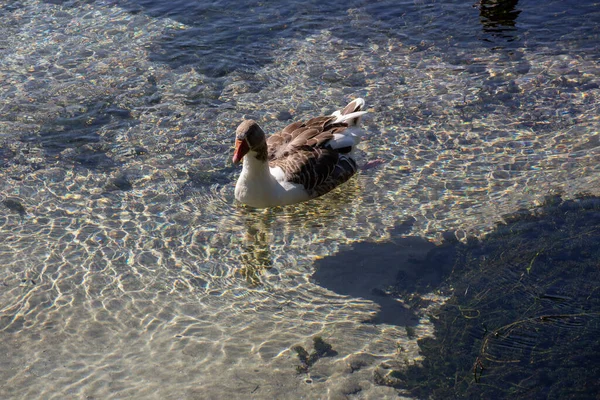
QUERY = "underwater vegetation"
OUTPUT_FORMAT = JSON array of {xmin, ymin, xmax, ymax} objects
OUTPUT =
[
  {"xmin": 376, "ymin": 194, "xmax": 600, "ymax": 399},
  {"xmin": 293, "ymin": 336, "xmax": 338, "ymax": 374}
]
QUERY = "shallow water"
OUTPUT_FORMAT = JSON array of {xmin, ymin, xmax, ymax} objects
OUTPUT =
[{"xmin": 0, "ymin": 0, "xmax": 599, "ymax": 398}]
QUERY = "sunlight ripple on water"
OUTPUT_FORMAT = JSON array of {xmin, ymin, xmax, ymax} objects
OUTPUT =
[{"xmin": 0, "ymin": 0, "xmax": 599, "ymax": 398}]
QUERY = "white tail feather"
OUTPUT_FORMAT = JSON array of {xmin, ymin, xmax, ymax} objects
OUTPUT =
[
  {"xmin": 332, "ymin": 98, "xmax": 367, "ymax": 126},
  {"xmin": 351, "ymin": 98, "xmax": 365, "ymax": 110},
  {"xmin": 332, "ymin": 110, "xmax": 367, "ymax": 125}
]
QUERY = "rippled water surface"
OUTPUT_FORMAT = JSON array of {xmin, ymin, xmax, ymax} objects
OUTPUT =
[{"xmin": 1, "ymin": 0, "xmax": 599, "ymax": 398}]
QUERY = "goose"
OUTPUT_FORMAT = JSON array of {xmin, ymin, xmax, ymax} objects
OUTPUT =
[{"xmin": 232, "ymin": 98, "xmax": 367, "ymax": 208}]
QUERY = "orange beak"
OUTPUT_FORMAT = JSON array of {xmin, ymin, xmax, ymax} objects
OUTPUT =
[{"xmin": 232, "ymin": 139, "xmax": 249, "ymax": 164}]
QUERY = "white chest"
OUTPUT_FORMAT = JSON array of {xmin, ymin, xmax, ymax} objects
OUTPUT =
[{"xmin": 234, "ymin": 159, "xmax": 310, "ymax": 208}]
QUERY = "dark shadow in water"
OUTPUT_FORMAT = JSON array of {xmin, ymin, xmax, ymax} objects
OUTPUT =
[
  {"xmin": 365, "ymin": 194, "xmax": 600, "ymax": 399},
  {"xmin": 21, "ymin": 101, "xmax": 135, "ymax": 171},
  {"xmin": 0, "ymin": 146, "xmax": 14, "ymax": 169},
  {"xmin": 311, "ymin": 217, "xmax": 457, "ymax": 326},
  {"xmin": 476, "ymin": 0, "xmax": 521, "ymax": 42},
  {"xmin": 117, "ymin": 0, "xmax": 365, "ymax": 77}
]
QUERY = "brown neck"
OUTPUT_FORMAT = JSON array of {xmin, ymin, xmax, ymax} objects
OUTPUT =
[{"xmin": 253, "ymin": 141, "xmax": 268, "ymax": 162}]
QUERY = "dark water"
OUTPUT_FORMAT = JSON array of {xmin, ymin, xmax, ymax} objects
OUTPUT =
[
  {"xmin": 124, "ymin": 0, "xmax": 600, "ymax": 74},
  {"xmin": 1, "ymin": 0, "xmax": 599, "ymax": 398}
]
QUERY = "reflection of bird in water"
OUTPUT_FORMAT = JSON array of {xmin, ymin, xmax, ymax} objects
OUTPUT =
[
  {"xmin": 232, "ymin": 98, "xmax": 368, "ymax": 208},
  {"xmin": 236, "ymin": 210, "xmax": 275, "ymax": 285},
  {"xmin": 476, "ymin": 0, "xmax": 521, "ymax": 39},
  {"xmin": 233, "ymin": 176, "xmax": 365, "ymax": 285}
]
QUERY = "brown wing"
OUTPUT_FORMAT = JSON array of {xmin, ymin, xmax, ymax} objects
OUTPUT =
[
  {"xmin": 267, "ymin": 116, "xmax": 356, "ymax": 196},
  {"xmin": 312, "ymin": 155, "xmax": 357, "ymax": 197},
  {"xmin": 266, "ymin": 116, "xmax": 348, "ymax": 161},
  {"xmin": 273, "ymin": 147, "xmax": 337, "ymax": 193}
]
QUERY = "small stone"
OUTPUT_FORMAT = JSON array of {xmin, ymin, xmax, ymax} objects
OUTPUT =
[
  {"xmin": 107, "ymin": 175, "xmax": 132, "ymax": 191},
  {"xmin": 276, "ymin": 110, "xmax": 293, "ymax": 121},
  {"xmin": 3, "ymin": 198, "xmax": 26, "ymax": 215}
]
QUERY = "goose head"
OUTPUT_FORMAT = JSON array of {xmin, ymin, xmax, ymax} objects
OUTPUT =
[{"xmin": 233, "ymin": 120, "xmax": 268, "ymax": 164}]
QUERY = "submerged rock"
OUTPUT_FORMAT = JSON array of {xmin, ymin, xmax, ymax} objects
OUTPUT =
[{"xmin": 2, "ymin": 198, "xmax": 26, "ymax": 215}]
